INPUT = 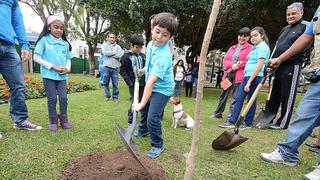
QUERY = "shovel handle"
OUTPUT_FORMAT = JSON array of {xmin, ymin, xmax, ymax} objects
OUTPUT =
[
  {"xmin": 240, "ymin": 83, "xmax": 263, "ymax": 117},
  {"xmin": 267, "ymin": 77, "xmax": 274, "ymax": 101}
]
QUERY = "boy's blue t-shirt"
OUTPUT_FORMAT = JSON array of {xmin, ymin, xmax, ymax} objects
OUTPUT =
[
  {"xmin": 145, "ymin": 41, "xmax": 174, "ymax": 96},
  {"xmin": 34, "ymin": 34, "xmax": 73, "ymax": 80},
  {"xmin": 305, "ymin": 10, "xmax": 317, "ymax": 35},
  {"xmin": 244, "ymin": 41, "xmax": 270, "ymax": 77}
]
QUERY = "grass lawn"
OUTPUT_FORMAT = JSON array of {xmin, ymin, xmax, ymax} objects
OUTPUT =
[{"xmin": 0, "ymin": 73, "xmax": 315, "ymax": 179}]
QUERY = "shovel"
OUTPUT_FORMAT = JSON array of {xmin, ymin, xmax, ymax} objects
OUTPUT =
[
  {"xmin": 212, "ymin": 72, "xmax": 272, "ymax": 150},
  {"xmin": 115, "ymin": 67, "xmax": 148, "ymax": 170},
  {"xmin": 252, "ymin": 76, "xmax": 276, "ymax": 129}
]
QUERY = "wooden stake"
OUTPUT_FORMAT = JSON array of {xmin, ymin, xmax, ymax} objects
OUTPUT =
[{"xmin": 183, "ymin": 0, "xmax": 221, "ymax": 179}]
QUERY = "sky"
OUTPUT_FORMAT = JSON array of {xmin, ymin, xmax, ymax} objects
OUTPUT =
[{"xmin": 19, "ymin": 2, "xmax": 43, "ymax": 33}]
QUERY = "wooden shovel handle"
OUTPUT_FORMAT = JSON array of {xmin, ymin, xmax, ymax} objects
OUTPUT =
[
  {"xmin": 240, "ymin": 83, "xmax": 263, "ymax": 117},
  {"xmin": 267, "ymin": 77, "xmax": 274, "ymax": 100}
]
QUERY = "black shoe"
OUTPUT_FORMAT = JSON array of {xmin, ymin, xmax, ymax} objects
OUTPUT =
[
  {"xmin": 209, "ymin": 113, "xmax": 222, "ymax": 119},
  {"xmin": 302, "ymin": 70, "xmax": 320, "ymax": 83},
  {"xmin": 305, "ymin": 143, "xmax": 320, "ymax": 149},
  {"xmin": 308, "ymin": 146, "xmax": 320, "ymax": 153}
]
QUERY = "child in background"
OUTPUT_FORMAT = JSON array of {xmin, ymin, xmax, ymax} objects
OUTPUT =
[
  {"xmin": 184, "ymin": 63, "xmax": 193, "ymax": 97},
  {"xmin": 134, "ymin": 12, "xmax": 179, "ymax": 158},
  {"xmin": 34, "ymin": 15, "xmax": 73, "ymax": 131},
  {"xmin": 119, "ymin": 34, "xmax": 147, "ymax": 125},
  {"xmin": 219, "ymin": 26, "xmax": 270, "ymax": 129},
  {"xmin": 173, "ymin": 59, "xmax": 185, "ymax": 96}
]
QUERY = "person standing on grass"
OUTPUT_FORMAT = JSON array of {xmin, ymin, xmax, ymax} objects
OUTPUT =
[
  {"xmin": 101, "ymin": 32, "xmax": 123, "ymax": 102},
  {"xmin": 192, "ymin": 56, "xmax": 200, "ymax": 97},
  {"xmin": 260, "ymin": 5, "xmax": 320, "ymax": 179},
  {"xmin": 0, "ymin": 0, "xmax": 42, "ymax": 139},
  {"xmin": 119, "ymin": 34, "xmax": 148, "ymax": 125},
  {"xmin": 219, "ymin": 27, "xmax": 270, "ymax": 129},
  {"xmin": 133, "ymin": 12, "xmax": 178, "ymax": 159},
  {"xmin": 184, "ymin": 63, "xmax": 193, "ymax": 97},
  {"xmin": 34, "ymin": 15, "xmax": 73, "ymax": 131},
  {"xmin": 209, "ymin": 27, "xmax": 252, "ymax": 119},
  {"xmin": 267, "ymin": 2, "xmax": 309, "ymax": 130},
  {"xmin": 173, "ymin": 59, "xmax": 185, "ymax": 97}
]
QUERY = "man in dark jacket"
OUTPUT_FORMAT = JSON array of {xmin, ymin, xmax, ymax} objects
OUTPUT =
[
  {"xmin": 268, "ymin": 2, "xmax": 309, "ymax": 130},
  {"xmin": 120, "ymin": 34, "xmax": 148, "ymax": 124}
]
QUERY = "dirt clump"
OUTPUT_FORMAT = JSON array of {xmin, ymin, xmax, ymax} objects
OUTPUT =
[{"xmin": 59, "ymin": 150, "xmax": 167, "ymax": 180}]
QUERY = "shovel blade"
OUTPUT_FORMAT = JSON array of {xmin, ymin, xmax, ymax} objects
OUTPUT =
[
  {"xmin": 212, "ymin": 131, "xmax": 248, "ymax": 150},
  {"xmin": 115, "ymin": 123, "xmax": 140, "ymax": 154},
  {"xmin": 252, "ymin": 110, "xmax": 276, "ymax": 129}
]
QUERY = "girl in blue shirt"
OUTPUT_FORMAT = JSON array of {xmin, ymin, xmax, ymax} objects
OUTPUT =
[
  {"xmin": 34, "ymin": 15, "xmax": 73, "ymax": 131},
  {"xmin": 219, "ymin": 26, "xmax": 270, "ymax": 128}
]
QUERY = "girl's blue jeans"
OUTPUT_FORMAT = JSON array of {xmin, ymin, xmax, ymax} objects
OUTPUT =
[{"xmin": 228, "ymin": 76, "xmax": 262, "ymax": 125}]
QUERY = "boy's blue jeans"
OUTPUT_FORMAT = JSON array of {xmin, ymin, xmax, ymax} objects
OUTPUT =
[
  {"xmin": 277, "ymin": 80, "xmax": 320, "ymax": 164},
  {"xmin": 138, "ymin": 92, "xmax": 170, "ymax": 148},
  {"xmin": 228, "ymin": 76, "xmax": 262, "ymax": 125},
  {"xmin": 0, "ymin": 44, "xmax": 28, "ymax": 125},
  {"xmin": 101, "ymin": 66, "xmax": 119, "ymax": 99}
]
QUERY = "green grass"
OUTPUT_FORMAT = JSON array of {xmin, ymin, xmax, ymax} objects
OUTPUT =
[{"xmin": 0, "ymin": 73, "xmax": 315, "ymax": 179}]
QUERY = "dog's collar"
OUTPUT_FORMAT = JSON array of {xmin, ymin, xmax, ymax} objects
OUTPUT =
[
  {"xmin": 173, "ymin": 109, "xmax": 184, "ymax": 114},
  {"xmin": 173, "ymin": 109, "xmax": 184, "ymax": 120}
]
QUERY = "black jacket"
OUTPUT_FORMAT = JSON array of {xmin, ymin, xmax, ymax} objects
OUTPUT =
[
  {"xmin": 272, "ymin": 19, "xmax": 309, "ymax": 71},
  {"xmin": 120, "ymin": 51, "xmax": 146, "ymax": 87}
]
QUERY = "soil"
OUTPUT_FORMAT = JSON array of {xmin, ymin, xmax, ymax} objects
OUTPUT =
[{"xmin": 59, "ymin": 149, "xmax": 167, "ymax": 180}]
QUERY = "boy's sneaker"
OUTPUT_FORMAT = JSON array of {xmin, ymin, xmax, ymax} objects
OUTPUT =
[
  {"xmin": 218, "ymin": 122, "xmax": 235, "ymax": 128},
  {"xmin": 260, "ymin": 149, "xmax": 296, "ymax": 166},
  {"xmin": 133, "ymin": 132, "xmax": 149, "ymax": 139},
  {"xmin": 14, "ymin": 121, "xmax": 42, "ymax": 131},
  {"xmin": 304, "ymin": 166, "xmax": 320, "ymax": 180},
  {"xmin": 147, "ymin": 147, "xmax": 164, "ymax": 159},
  {"xmin": 0, "ymin": 132, "xmax": 2, "ymax": 139},
  {"xmin": 239, "ymin": 124, "xmax": 251, "ymax": 130}
]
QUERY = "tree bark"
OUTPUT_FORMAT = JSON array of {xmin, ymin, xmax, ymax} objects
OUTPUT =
[
  {"xmin": 183, "ymin": 0, "xmax": 221, "ymax": 180},
  {"xmin": 87, "ymin": 44, "xmax": 96, "ymax": 76}
]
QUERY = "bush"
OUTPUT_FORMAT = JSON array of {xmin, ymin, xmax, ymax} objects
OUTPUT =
[{"xmin": 0, "ymin": 77, "xmax": 96, "ymax": 101}]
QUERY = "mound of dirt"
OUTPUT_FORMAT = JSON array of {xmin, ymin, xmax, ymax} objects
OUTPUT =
[{"xmin": 59, "ymin": 150, "xmax": 167, "ymax": 180}]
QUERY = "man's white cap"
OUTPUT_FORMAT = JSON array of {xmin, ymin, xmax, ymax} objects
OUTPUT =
[{"xmin": 47, "ymin": 15, "xmax": 64, "ymax": 26}]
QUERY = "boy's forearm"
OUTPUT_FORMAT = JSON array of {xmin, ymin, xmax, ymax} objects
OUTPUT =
[
  {"xmin": 278, "ymin": 34, "xmax": 313, "ymax": 63},
  {"xmin": 140, "ymin": 75, "xmax": 158, "ymax": 106}
]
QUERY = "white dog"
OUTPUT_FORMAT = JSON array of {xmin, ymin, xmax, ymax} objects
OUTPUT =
[{"xmin": 169, "ymin": 97, "xmax": 194, "ymax": 129}]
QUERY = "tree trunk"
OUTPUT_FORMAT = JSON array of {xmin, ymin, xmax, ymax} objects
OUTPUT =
[
  {"xmin": 183, "ymin": 0, "xmax": 221, "ymax": 180},
  {"xmin": 87, "ymin": 44, "xmax": 96, "ymax": 76}
]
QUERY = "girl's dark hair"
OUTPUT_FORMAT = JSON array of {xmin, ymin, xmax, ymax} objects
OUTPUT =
[
  {"xmin": 173, "ymin": 59, "xmax": 185, "ymax": 74},
  {"xmin": 238, "ymin": 27, "xmax": 250, "ymax": 37},
  {"xmin": 35, "ymin": 18, "xmax": 72, "ymax": 51},
  {"xmin": 251, "ymin": 26, "xmax": 269, "ymax": 45}
]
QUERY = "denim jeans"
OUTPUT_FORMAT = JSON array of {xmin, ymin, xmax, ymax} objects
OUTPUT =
[
  {"xmin": 229, "ymin": 76, "xmax": 262, "ymax": 125},
  {"xmin": 138, "ymin": 92, "xmax": 170, "ymax": 148},
  {"xmin": 43, "ymin": 78, "xmax": 68, "ymax": 116},
  {"xmin": 277, "ymin": 80, "xmax": 320, "ymax": 163},
  {"xmin": 174, "ymin": 80, "xmax": 182, "ymax": 96},
  {"xmin": 102, "ymin": 66, "xmax": 119, "ymax": 99},
  {"xmin": 194, "ymin": 78, "xmax": 198, "ymax": 97},
  {"xmin": 0, "ymin": 44, "xmax": 28, "ymax": 125}
]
